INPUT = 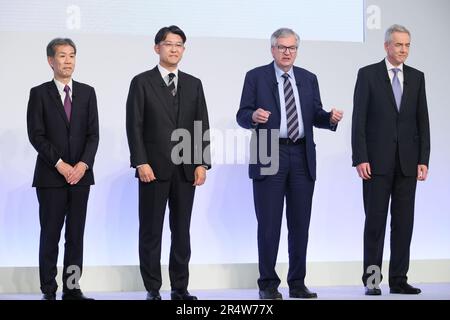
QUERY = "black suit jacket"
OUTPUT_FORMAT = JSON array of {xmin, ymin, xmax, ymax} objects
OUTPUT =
[
  {"xmin": 352, "ymin": 60, "xmax": 430, "ymax": 176},
  {"xmin": 126, "ymin": 67, "xmax": 211, "ymax": 182},
  {"xmin": 27, "ymin": 80, "xmax": 99, "ymax": 187}
]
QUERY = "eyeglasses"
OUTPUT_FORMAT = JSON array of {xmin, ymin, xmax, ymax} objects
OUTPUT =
[
  {"xmin": 275, "ymin": 45, "xmax": 298, "ymax": 54},
  {"xmin": 160, "ymin": 41, "xmax": 184, "ymax": 50}
]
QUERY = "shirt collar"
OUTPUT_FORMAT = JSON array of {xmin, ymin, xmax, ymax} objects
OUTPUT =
[
  {"xmin": 385, "ymin": 57, "xmax": 403, "ymax": 72},
  {"xmin": 53, "ymin": 78, "xmax": 73, "ymax": 94},
  {"xmin": 274, "ymin": 62, "xmax": 294, "ymax": 80},
  {"xmin": 157, "ymin": 64, "xmax": 178, "ymax": 80}
]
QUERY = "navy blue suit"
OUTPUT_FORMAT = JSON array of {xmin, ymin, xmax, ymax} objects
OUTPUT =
[{"xmin": 237, "ymin": 62, "xmax": 336, "ymax": 290}]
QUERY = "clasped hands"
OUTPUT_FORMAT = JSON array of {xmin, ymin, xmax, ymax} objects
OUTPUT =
[{"xmin": 56, "ymin": 161, "xmax": 88, "ymax": 185}]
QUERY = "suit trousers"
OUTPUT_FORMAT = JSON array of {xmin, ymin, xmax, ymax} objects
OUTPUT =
[
  {"xmin": 362, "ymin": 150, "xmax": 417, "ymax": 287},
  {"xmin": 36, "ymin": 185, "xmax": 90, "ymax": 294},
  {"xmin": 253, "ymin": 143, "xmax": 315, "ymax": 291},
  {"xmin": 138, "ymin": 165, "xmax": 195, "ymax": 292}
]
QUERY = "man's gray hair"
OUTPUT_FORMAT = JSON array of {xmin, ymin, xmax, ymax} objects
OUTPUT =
[
  {"xmin": 270, "ymin": 28, "xmax": 300, "ymax": 47},
  {"xmin": 385, "ymin": 24, "xmax": 410, "ymax": 43},
  {"xmin": 46, "ymin": 38, "xmax": 77, "ymax": 57}
]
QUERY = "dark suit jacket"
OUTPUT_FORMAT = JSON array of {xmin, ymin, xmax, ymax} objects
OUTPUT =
[
  {"xmin": 27, "ymin": 80, "xmax": 99, "ymax": 187},
  {"xmin": 352, "ymin": 60, "xmax": 430, "ymax": 176},
  {"xmin": 126, "ymin": 66, "xmax": 211, "ymax": 182},
  {"xmin": 236, "ymin": 62, "xmax": 335, "ymax": 180}
]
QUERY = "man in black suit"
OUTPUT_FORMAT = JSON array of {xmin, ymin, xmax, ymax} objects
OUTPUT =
[
  {"xmin": 126, "ymin": 25, "xmax": 211, "ymax": 300},
  {"xmin": 237, "ymin": 28, "xmax": 343, "ymax": 300},
  {"xmin": 27, "ymin": 38, "xmax": 99, "ymax": 300},
  {"xmin": 352, "ymin": 24, "xmax": 430, "ymax": 296}
]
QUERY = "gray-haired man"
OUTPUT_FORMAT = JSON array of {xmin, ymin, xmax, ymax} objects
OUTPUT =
[{"xmin": 352, "ymin": 24, "xmax": 430, "ymax": 295}]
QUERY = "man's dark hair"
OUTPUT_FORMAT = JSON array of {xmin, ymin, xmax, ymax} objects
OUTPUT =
[
  {"xmin": 46, "ymin": 38, "xmax": 77, "ymax": 57},
  {"xmin": 154, "ymin": 25, "xmax": 186, "ymax": 44}
]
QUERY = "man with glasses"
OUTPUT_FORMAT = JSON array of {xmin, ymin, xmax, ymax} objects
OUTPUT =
[
  {"xmin": 126, "ymin": 25, "xmax": 211, "ymax": 300},
  {"xmin": 237, "ymin": 28, "xmax": 343, "ymax": 299}
]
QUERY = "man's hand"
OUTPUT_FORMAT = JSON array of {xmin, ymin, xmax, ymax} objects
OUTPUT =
[
  {"xmin": 138, "ymin": 164, "xmax": 156, "ymax": 183},
  {"xmin": 417, "ymin": 164, "xmax": 428, "ymax": 181},
  {"xmin": 67, "ymin": 162, "xmax": 88, "ymax": 185},
  {"xmin": 252, "ymin": 108, "xmax": 271, "ymax": 124},
  {"xmin": 356, "ymin": 162, "xmax": 371, "ymax": 180},
  {"xmin": 56, "ymin": 161, "xmax": 74, "ymax": 183},
  {"xmin": 193, "ymin": 166, "xmax": 207, "ymax": 186},
  {"xmin": 330, "ymin": 108, "xmax": 344, "ymax": 125}
]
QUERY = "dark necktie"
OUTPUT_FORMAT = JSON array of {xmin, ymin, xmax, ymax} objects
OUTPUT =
[
  {"xmin": 391, "ymin": 68, "xmax": 402, "ymax": 110},
  {"xmin": 282, "ymin": 73, "xmax": 300, "ymax": 141},
  {"xmin": 63, "ymin": 85, "xmax": 72, "ymax": 121},
  {"xmin": 167, "ymin": 73, "xmax": 176, "ymax": 96}
]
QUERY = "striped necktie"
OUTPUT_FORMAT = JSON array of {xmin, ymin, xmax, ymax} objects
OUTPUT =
[
  {"xmin": 167, "ymin": 73, "xmax": 176, "ymax": 96},
  {"xmin": 282, "ymin": 73, "xmax": 300, "ymax": 141}
]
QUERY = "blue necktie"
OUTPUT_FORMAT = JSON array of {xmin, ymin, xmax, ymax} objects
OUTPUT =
[
  {"xmin": 282, "ymin": 73, "xmax": 300, "ymax": 141},
  {"xmin": 392, "ymin": 68, "xmax": 402, "ymax": 110}
]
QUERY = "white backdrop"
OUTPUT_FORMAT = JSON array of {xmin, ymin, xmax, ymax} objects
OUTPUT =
[{"xmin": 0, "ymin": 0, "xmax": 449, "ymax": 268}]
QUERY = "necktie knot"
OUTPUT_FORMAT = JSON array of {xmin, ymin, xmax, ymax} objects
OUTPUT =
[
  {"xmin": 392, "ymin": 68, "xmax": 400, "ymax": 76},
  {"xmin": 168, "ymin": 73, "xmax": 175, "ymax": 82},
  {"xmin": 64, "ymin": 85, "xmax": 70, "ymax": 94},
  {"xmin": 282, "ymin": 73, "xmax": 290, "ymax": 81}
]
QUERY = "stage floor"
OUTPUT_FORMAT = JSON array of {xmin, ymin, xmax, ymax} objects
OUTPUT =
[{"xmin": 1, "ymin": 283, "xmax": 449, "ymax": 300}]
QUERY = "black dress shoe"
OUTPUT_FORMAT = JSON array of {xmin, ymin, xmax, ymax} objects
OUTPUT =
[
  {"xmin": 390, "ymin": 283, "xmax": 421, "ymax": 294},
  {"xmin": 146, "ymin": 290, "xmax": 162, "ymax": 300},
  {"xmin": 289, "ymin": 286, "xmax": 317, "ymax": 299},
  {"xmin": 171, "ymin": 290, "xmax": 198, "ymax": 300},
  {"xmin": 259, "ymin": 289, "xmax": 283, "ymax": 300},
  {"xmin": 62, "ymin": 289, "xmax": 94, "ymax": 300},
  {"xmin": 41, "ymin": 293, "xmax": 56, "ymax": 300},
  {"xmin": 365, "ymin": 286, "xmax": 382, "ymax": 296}
]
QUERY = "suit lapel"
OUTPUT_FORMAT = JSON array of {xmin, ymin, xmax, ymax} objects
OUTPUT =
[
  {"xmin": 71, "ymin": 80, "xmax": 80, "ymax": 127},
  {"xmin": 148, "ymin": 67, "xmax": 177, "ymax": 126},
  {"xmin": 177, "ymin": 71, "xmax": 187, "ymax": 125},
  {"xmin": 399, "ymin": 65, "xmax": 410, "ymax": 113},
  {"xmin": 293, "ymin": 67, "xmax": 308, "ymax": 121},
  {"xmin": 267, "ymin": 62, "xmax": 281, "ymax": 114},
  {"xmin": 377, "ymin": 60, "xmax": 399, "ymax": 113},
  {"xmin": 47, "ymin": 81, "xmax": 70, "ymax": 128}
]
